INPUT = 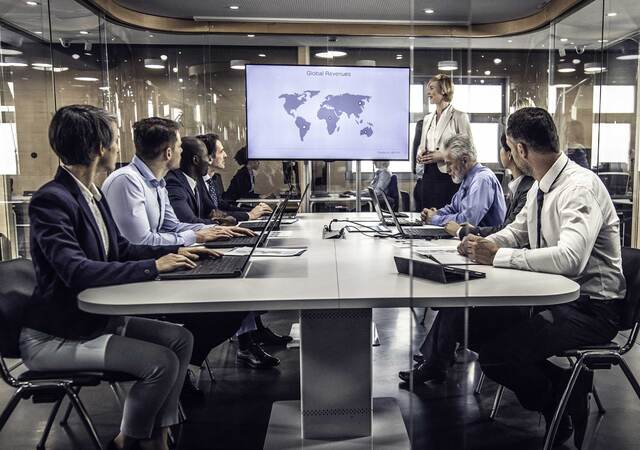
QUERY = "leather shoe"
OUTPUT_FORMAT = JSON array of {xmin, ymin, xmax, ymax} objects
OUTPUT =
[
  {"xmin": 181, "ymin": 369, "xmax": 203, "ymax": 398},
  {"xmin": 542, "ymin": 408, "xmax": 574, "ymax": 448},
  {"xmin": 398, "ymin": 363, "xmax": 446, "ymax": 384},
  {"xmin": 253, "ymin": 327, "xmax": 293, "ymax": 346},
  {"xmin": 237, "ymin": 343, "xmax": 280, "ymax": 368}
]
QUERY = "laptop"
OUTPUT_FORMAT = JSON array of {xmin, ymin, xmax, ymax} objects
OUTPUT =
[
  {"xmin": 239, "ymin": 184, "xmax": 308, "ymax": 231},
  {"xmin": 206, "ymin": 197, "xmax": 288, "ymax": 249},
  {"xmin": 394, "ymin": 256, "xmax": 485, "ymax": 283},
  {"xmin": 379, "ymin": 191, "xmax": 451, "ymax": 240},
  {"xmin": 159, "ymin": 205, "xmax": 278, "ymax": 280},
  {"xmin": 367, "ymin": 187, "xmax": 422, "ymax": 226}
]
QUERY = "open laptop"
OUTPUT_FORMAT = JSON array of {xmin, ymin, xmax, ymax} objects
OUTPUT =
[
  {"xmin": 239, "ymin": 183, "xmax": 308, "ymax": 231},
  {"xmin": 394, "ymin": 256, "xmax": 485, "ymax": 283},
  {"xmin": 206, "ymin": 197, "xmax": 288, "ymax": 249},
  {"xmin": 367, "ymin": 187, "xmax": 422, "ymax": 226},
  {"xmin": 159, "ymin": 204, "xmax": 278, "ymax": 280},
  {"xmin": 379, "ymin": 191, "xmax": 451, "ymax": 240},
  {"xmin": 283, "ymin": 182, "xmax": 310, "ymax": 219}
]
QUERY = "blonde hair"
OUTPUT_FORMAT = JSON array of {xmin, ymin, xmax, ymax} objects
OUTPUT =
[
  {"xmin": 428, "ymin": 74, "xmax": 454, "ymax": 102},
  {"xmin": 512, "ymin": 97, "xmax": 536, "ymax": 110}
]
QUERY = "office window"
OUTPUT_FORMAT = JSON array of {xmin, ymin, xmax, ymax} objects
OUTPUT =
[
  {"xmin": 592, "ymin": 123, "xmax": 631, "ymax": 164},
  {"xmin": 470, "ymin": 122, "xmax": 500, "ymax": 164},
  {"xmin": 426, "ymin": 84, "xmax": 503, "ymax": 114},
  {"xmin": 410, "ymin": 84, "xmax": 424, "ymax": 114},
  {"xmin": 593, "ymin": 86, "xmax": 635, "ymax": 114}
]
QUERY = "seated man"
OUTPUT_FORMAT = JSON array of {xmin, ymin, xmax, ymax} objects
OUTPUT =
[
  {"xmin": 22, "ymin": 104, "xmax": 220, "ymax": 449},
  {"xmin": 102, "ymin": 118, "xmax": 280, "ymax": 378},
  {"xmin": 422, "ymin": 134, "xmax": 506, "ymax": 228},
  {"xmin": 196, "ymin": 133, "xmax": 271, "ymax": 223},
  {"xmin": 444, "ymin": 132, "xmax": 534, "ymax": 238},
  {"xmin": 224, "ymin": 146, "xmax": 261, "ymax": 202},
  {"xmin": 432, "ymin": 108, "xmax": 624, "ymax": 447},
  {"xmin": 367, "ymin": 160, "xmax": 398, "ymax": 211},
  {"xmin": 400, "ymin": 133, "xmax": 534, "ymax": 383}
]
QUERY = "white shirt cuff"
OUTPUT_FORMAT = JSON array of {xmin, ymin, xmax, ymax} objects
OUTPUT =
[
  {"xmin": 180, "ymin": 230, "xmax": 197, "ymax": 246},
  {"xmin": 493, "ymin": 247, "xmax": 516, "ymax": 268}
]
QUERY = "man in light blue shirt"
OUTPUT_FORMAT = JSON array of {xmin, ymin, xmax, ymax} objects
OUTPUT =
[
  {"xmin": 103, "ymin": 124, "xmax": 244, "ymax": 246},
  {"xmin": 422, "ymin": 134, "xmax": 506, "ymax": 228}
]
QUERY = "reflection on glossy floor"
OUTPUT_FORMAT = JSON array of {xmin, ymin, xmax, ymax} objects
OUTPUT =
[{"xmin": 1, "ymin": 308, "xmax": 639, "ymax": 449}]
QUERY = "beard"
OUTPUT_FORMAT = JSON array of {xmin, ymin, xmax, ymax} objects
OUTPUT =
[{"xmin": 451, "ymin": 174, "xmax": 463, "ymax": 184}]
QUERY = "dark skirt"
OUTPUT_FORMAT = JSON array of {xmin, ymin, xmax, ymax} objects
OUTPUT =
[{"xmin": 420, "ymin": 163, "xmax": 458, "ymax": 210}]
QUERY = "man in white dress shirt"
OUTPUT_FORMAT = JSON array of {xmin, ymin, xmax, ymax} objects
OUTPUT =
[{"xmin": 460, "ymin": 107, "xmax": 625, "ymax": 448}]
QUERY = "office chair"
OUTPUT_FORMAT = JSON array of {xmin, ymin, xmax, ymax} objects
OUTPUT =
[
  {"xmin": 0, "ymin": 258, "xmax": 137, "ymax": 450},
  {"xmin": 473, "ymin": 248, "xmax": 640, "ymax": 449},
  {"xmin": 388, "ymin": 175, "xmax": 400, "ymax": 212},
  {"xmin": 399, "ymin": 191, "xmax": 410, "ymax": 212}
]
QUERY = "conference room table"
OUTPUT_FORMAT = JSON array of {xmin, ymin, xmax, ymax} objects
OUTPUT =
[{"xmin": 78, "ymin": 213, "xmax": 580, "ymax": 450}]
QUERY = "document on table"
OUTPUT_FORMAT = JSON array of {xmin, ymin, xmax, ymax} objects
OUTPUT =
[
  {"xmin": 269, "ymin": 230, "xmax": 294, "ymax": 238},
  {"xmin": 224, "ymin": 247, "xmax": 307, "ymax": 257},
  {"xmin": 414, "ymin": 247, "xmax": 473, "ymax": 265}
]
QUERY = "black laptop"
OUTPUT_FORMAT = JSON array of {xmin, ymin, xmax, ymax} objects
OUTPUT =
[
  {"xmin": 205, "ymin": 198, "xmax": 288, "ymax": 249},
  {"xmin": 158, "ymin": 205, "xmax": 278, "ymax": 280},
  {"xmin": 367, "ymin": 187, "xmax": 422, "ymax": 226},
  {"xmin": 239, "ymin": 184, "xmax": 307, "ymax": 231},
  {"xmin": 379, "ymin": 191, "xmax": 451, "ymax": 240}
]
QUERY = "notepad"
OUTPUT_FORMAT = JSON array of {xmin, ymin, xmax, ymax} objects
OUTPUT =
[
  {"xmin": 224, "ymin": 247, "xmax": 307, "ymax": 257},
  {"xmin": 414, "ymin": 247, "xmax": 473, "ymax": 265}
]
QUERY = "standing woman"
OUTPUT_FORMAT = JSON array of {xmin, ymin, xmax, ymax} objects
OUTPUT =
[{"xmin": 416, "ymin": 74, "xmax": 472, "ymax": 209}]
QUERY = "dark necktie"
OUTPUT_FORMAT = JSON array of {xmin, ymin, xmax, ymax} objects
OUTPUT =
[
  {"xmin": 207, "ymin": 177, "xmax": 219, "ymax": 209},
  {"xmin": 193, "ymin": 185, "xmax": 201, "ymax": 217},
  {"xmin": 536, "ymin": 188, "xmax": 544, "ymax": 249}
]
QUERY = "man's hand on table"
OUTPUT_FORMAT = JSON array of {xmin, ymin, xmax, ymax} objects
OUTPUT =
[{"xmin": 458, "ymin": 234, "xmax": 499, "ymax": 265}]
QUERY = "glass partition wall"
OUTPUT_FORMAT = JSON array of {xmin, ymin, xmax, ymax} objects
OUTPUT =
[{"xmin": 0, "ymin": 0, "xmax": 639, "ymax": 448}]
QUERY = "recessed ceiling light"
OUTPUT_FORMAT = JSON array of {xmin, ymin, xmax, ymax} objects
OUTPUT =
[
  {"xmin": 570, "ymin": 42, "xmax": 575, "ymax": 45},
  {"xmin": 72, "ymin": 53, "xmax": 80, "ymax": 59},
  {"xmin": 229, "ymin": 5, "xmax": 239, "ymax": 10},
  {"xmin": 572, "ymin": 58, "xmax": 581, "ymax": 64},
  {"xmin": 0, "ymin": 58, "xmax": 28, "ymax": 67},
  {"xmin": 314, "ymin": 50, "xmax": 347, "ymax": 59},
  {"xmin": 258, "ymin": 53, "xmax": 266, "ymax": 58},
  {"xmin": 25, "ymin": 1, "xmax": 39, "ymax": 5},
  {"xmin": 395, "ymin": 56, "xmax": 403, "ymax": 60},
  {"xmin": 79, "ymin": 31, "xmax": 89, "ymax": 35},
  {"xmin": 34, "ymin": 31, "xmax": 42, "ymax": 34},
  {"xmin": 0, "ymin": 49, "xmax": 23, "ymax": 56},
  {"xmin": 99, "ymin": 86, "xmax": 110, "ymax": 91},
  {"xmin": 437, "ymin": 60, "xmax": 458, "ymax": 71},
  {"xmin": 31, "ymin": 62, "xmax": 52, "ymax": 68},
  {"xmin": 597, "ymin": 39, "xmax": 609, "ymax": 43},
  {"xmin": 424, "ymin": 8, "xmax": 435, "ymax": 14},
  {"xmin": 160, "ymin": 54, "xmax": 168, "ymax": 61},
  {"xmin": 560, "ymin": 38, "xmax": 568, "ymax": 42},
  {"xmin": 228, "ymin": 88, "xmax": 233, "ymax": 91},
  {"xmin": 144, "ymin": 58, "xmax": 165, "ymax": 69},
  {"xmin": 484, "ymin": 70, "xmax": 491, "ymax": 75},
  {"xmin": 178, "ymin": 78, "xmax": 183, "ymax": 83},
  {"xmin": 480, "ymin": 79, "xmax": 485, "ymax": 84},
  {"xmin": 149, "ymin": 34, "xmax": 154, "ymax": 38},
  {"xmin": 617, "ymin": 53, "xmax": 640, "ymax": 61},
  {"xmin": 507, "ymin": 39, "xmax": 513, "ymax": 43},
  {"xmin": 554, "ymin": 83, "xmax": 572, "ymax": 88},
  {"xmin": 230, "ymin": 59, "xmax": 249, "ymax": 70},
  {"xmin": 584, "ymin": 62, "xmax": 607, "ymax": 74},
  {"xmin": 74, "ymin": 76, "xmax": 98, "ymax": 82},
  {"xmin": 172, "ymin": 66, "xmax": 178, "ymax": 73},
  {"xmin": 493, "ymin": 58, "xmax": 502, "ymax": 64},
  {"xmin": 557, "ymin": 62, "xmax": 575, "ymax": 73},
  {"xmin": 607, "ymin": 12, "xmax": 617, "ymax": 17},
  {"xmin": 247, "ymin": 34, "xmax": 255, "ymax": 38}
]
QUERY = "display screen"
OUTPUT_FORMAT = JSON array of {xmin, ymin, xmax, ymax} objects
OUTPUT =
[{"xmin": 246, "ymin": 64, "xmax": 410, "ymax": 161}]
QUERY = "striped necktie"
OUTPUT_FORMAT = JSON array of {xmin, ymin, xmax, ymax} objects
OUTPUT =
[{"xmin": 207, "ymin": 177, "xmax": 219, "ymax": 209}]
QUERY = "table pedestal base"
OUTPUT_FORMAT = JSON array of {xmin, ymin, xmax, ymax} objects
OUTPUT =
[{"xmin": 263, "ymin": 398, "xmax": 410, "ymax": 450}]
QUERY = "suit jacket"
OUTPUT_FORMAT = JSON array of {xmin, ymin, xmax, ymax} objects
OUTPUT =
[
  {"xmin": 165, "ymin": 169, "xmax": 216, "ymax": 225},
  {"xmin": 25, "ymin": 167, "xmax": 177, "ymax": 340},
  {"xmin": 477, "ymin": 175, "xmax": 535, "ymax": 237},
  {"xmin": 223, "ymin": 166, "xmax": 259, "ymax": 202},
  {"xmin": 206, "ymin": 173, "xmax": 250, "ymax": 222}
]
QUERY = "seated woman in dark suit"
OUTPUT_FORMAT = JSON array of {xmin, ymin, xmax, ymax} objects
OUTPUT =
[
  {"xmin": 223, "ymin": 146, "xmax": 261, "ymax": 202},
  {"xmin": 20, "ymin": 105, "xmax": 218, "ymax": 450}
]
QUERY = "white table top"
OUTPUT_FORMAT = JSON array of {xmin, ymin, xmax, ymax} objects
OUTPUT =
[{"xmin": 78, "ymin": 213, "xmax": 580, "ymax": 315}]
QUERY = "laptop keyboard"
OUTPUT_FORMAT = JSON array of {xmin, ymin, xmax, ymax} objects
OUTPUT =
[
  {"xmin": 183, "ymin": 256, "xmax": 247, "ymax": 275},
  {"xmin": 404, "ymin": 227, "xmax": 449, "ymax": 238},
  {"xmin": 221, "ymin": 236, "xmax": 259, "ymax": 246}
]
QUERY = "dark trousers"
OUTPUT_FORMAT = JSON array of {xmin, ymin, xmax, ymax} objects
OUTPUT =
[
  {"xmin": 419, "ymin": 307, "xmax": 529, "ymax": 371},
  {"xmin": 161, "ymin": 312, "xmax": 248, "ymax": 366},
  {"xmin": 475, "ymin": 299, "xmax": 620, "ymax": 412},
  {"xmin": 420, "ymin": 164, "xmax": 458, "ymax": 210}
]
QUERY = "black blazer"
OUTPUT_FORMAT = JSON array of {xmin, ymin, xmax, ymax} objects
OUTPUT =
[
  {"xmin": 477, "ymin": 175, "xmax": 535, "ymax": 237},
  {"xmin": 223, "ymin": 166, "xmax": 258, "ymax": 202},
  {"xmin": 25, "ymin": 168, "xmax": 177, "ymax": 340},
  {"xmin": 206, "ymin": 173, "xmax": 250, "ymax": 222},
  {"xmin": 165, "ymin": 169, "xmax": 216, "ymax": 225}
]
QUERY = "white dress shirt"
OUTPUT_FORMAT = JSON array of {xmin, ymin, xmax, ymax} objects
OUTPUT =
[
  {"xmin": 62, "ymin": 166, "xmax": 110, "ymax": 255},
  {"xmin": 488, "ymin": 152, "xmax": 626, "ymax": 301},
  {"xmin": 507, "ymin": 174, "xmax": 524, "ymax": 198},
  {"xmin": 183, "ymin": 172, "xmax": 198, "ymax": 195}
]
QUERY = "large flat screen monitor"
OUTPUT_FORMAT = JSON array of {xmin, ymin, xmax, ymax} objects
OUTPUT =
[{"xmin": 246, "ymin": 64, "xmax": 410, "ymax": 161}]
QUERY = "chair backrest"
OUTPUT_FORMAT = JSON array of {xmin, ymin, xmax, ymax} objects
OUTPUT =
[
  {"xmin": 388, "ymin": 174, "xmax": 400, "ymax": 212},
  {"xmin": 399, "ymin": 191, "xmax": 410, "ymax": 212},
  {"xmin": 0, "ymin": 259, "xmax": 36, "ymax": 359},
  {"xmin": 620, "ymin": 247, "xmax": 640, "ymax": 331}
]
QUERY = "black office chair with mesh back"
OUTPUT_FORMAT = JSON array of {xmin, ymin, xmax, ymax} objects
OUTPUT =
[
  {"xmin": 543, "ymin": 247, "xmax": 640, "ymax": 449},
  {"xmin": 0, "ymin": 258, "xmax": 137, "ymax": 450}
]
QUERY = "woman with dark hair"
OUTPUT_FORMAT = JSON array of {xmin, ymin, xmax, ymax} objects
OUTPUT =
[
  {"xmin": 224, "ymin": 146, "xmax": 261, "ymax": 202},
  {"xmin": 20, "ymin": 104, "xmax": 218, "ymax": 450}
]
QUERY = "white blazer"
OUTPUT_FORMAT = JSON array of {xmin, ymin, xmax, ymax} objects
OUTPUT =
[{"xmin": 418, "ymin": 105, "xmax": 473, "ymax": 173}]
